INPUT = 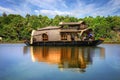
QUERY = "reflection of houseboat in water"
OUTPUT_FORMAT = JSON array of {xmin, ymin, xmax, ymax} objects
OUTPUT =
[
  {"xmin": 24, "ymin": 46, "xmax": 105, "ymax": 72},
  {"xmin": 25, "ymin": 21, "xmax": 104, "ymax": 46}
]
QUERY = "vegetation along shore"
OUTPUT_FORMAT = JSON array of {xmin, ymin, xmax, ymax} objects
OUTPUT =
[{"xmin": 0, "ymin": 12, "xmax": 120, "ymax": 43}]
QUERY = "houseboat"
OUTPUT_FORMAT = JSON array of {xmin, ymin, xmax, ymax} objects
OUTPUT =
[{"xmin": 25, "ymin": 21, "xmax": 104, "ymax": 46}]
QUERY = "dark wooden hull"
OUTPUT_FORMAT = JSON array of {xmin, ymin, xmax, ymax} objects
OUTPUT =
[{"xmin": 25, "ymin": 40, "xmax": 104, "ymax": 46}]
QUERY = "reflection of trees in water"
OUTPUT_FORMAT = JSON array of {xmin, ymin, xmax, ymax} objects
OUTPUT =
[
  {"xmin": 23, "ymin": 46, "xmax": 105, "ymax": 73},
  {"xmin": 23, "ymin": 46, "xmax": 30, "ymax": 55}
]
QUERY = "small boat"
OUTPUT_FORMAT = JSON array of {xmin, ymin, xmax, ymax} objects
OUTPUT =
[{"xmin": 25, "ymin": 21, "xmax": 104, "ymax": 46}]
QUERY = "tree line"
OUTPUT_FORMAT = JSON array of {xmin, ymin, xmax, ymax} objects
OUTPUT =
[{"xmin": 0, "ymin": 12, "xmax": 120, "ymax": 42}]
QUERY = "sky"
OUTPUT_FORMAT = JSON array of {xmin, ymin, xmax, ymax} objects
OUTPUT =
[{"xmin": 0, "ymin": 0, "xmax": 120, "ymax": 18}]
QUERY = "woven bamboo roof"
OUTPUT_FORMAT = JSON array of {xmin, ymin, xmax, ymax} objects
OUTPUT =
[
  {"xmin": 59, "ymin": 21, "xmax": 84, "ymax": 26},
  {"xmin": 60, "ymin": 27, "xmax": 91, "ymax": 33},
  {"xmin": 37, "ymin": 26, "xmax": 60, "ymax": 31}
]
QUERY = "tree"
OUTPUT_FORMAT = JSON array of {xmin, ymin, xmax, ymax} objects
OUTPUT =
[
  {"xmin": 0, "ymin": 13, "xmax": 120, "ymax": 42},
  {"xmin": 2, "ymin": 12, "xmax": 7, "ymax": 17}
]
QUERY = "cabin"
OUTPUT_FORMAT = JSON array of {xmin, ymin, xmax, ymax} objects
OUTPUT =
[{"xmin": 30, "ymin": 21, "xmax": 93, "ymax": 44}]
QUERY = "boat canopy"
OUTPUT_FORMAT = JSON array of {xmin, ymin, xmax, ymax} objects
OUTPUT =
[
  {"xmin": 59, "ymin": 21, "xmax": 84, "ymax": 26},
  {"xmin": 37, "ymin": 26, "xmax": 60, "ymax": 31}
]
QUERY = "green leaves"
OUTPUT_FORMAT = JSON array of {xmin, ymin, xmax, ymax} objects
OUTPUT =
[{"xmin": 0, "ymin": 12, "xmax": 120, "ymax": 42}]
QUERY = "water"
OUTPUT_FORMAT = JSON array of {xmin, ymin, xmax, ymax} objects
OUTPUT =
[{"xmin": 0, "ymin": 44, "xmax": 120, "ymax": 80}]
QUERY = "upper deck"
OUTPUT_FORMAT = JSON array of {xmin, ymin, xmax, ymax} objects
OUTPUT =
[{"xmin": 59, "ymin": 21, "xmax": 87, "ymax": 31}]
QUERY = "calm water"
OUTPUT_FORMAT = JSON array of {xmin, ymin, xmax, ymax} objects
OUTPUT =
[{"xmin": 0, "ymin": 44, "xmax": 120, "ymax": 80}]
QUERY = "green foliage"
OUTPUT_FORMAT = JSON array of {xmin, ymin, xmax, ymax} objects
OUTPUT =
[{"xmin": 0, "ymin": 12, "xmax": 120, "ymax": 42}]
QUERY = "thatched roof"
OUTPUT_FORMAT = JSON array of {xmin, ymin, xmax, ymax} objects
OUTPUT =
[
  {"xmin": 60, "ymin": 27, "xmax": 91, "ymax": 33},
  {"xmin": 37, "ymin": 26, "xmax": 60, "ymax": 31},
  {"xmin": 59, "ymin": 21, "xmax": 84, "ymax": 26}
]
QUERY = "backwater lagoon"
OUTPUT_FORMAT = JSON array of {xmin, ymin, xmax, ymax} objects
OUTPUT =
[{"xmin": 0, "ymin": 44, "xmax": 120, "ymax": 80}]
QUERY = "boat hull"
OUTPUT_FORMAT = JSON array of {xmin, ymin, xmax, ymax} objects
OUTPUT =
[{"xmin": 25, "ymin": 40, "xmax": 104, "ymax": 46}]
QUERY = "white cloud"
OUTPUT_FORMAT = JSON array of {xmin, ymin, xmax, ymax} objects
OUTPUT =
[
  {"xmin": 0, "ymin": 0, "xmax": 120, "ymax": 17},
  {"xmin": 92, "ymin": 0, "xmax": 120, "ymax": 16},
  {"xmin": 32, "ymin": 0, "xmax": 96, "ymax": 17},
  {"xmin": 0, "ymin": 6, "xmax": 16, "ymax": 14},
  {"xmin": 14, "ymin": 1, "xmax": 32, "ymax": 16},
  {"xmin": 0, "ymin": 1, "xmax": 32, "ymax": 16},
  {"xmin": 70, "ymin": 1, "xmax": 95, "ymax": 17},
  {"xmin": 27, "ymin": 0, "xmax": 68, "ymax": 10},
  {"xmin": 69, "ymin": 0, "xmax": 120, "ymax": 17},
  {"xmin": 35, "ymin": 9, "xmax": 72, "ymax": 16}
]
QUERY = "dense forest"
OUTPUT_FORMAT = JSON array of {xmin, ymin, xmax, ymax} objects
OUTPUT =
[{"xmin": 0, "ymin": 12, "xmax": 120, "ymax": 42}]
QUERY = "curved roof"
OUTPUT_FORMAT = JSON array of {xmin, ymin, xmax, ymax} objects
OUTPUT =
[
  {"xmin": 59, "ymin": 21, "xmax": 84, "ymax": 26},
  {"xmin": 37, "ymin": 26, "xmax": 60, "ymax": 31}
]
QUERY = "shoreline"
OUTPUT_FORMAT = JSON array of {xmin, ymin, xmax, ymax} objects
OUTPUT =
[
  {"xmin": 1, "ymin": 41, "xmax": 120, "ymax": 44},
  {"xmin": 103, "ymin": 41, "xmax": 120, "ymax": 44},
  {"xmin": 0, "ymin": 41, "xmax": 24, "ymax": 44}
]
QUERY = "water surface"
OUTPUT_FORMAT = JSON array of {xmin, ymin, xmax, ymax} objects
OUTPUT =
[{"xmin": 0, "ymin": 44, "xmax": 120, "ymax": 80}]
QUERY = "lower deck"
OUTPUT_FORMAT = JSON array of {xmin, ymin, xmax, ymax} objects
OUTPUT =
[{"xmin": 25, "ymin": 40, "xmax": 104, "ymax": 46}]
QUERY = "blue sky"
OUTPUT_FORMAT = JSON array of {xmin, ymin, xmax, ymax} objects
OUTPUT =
[{"xmin": 0, "ymin": 0, "xmax": 120, "ymax": 18}]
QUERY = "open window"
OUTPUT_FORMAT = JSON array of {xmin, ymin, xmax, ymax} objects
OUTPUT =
[
  {"xmin": 61, "ymin": 33, "xmax": 67, "ymax": 40},
  {"xmin": 42, "ymin": 33, "xmax": 48, "ymax": 41}
]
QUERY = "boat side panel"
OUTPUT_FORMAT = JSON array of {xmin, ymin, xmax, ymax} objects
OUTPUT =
[{"xmin": 31, "ymin": 40, "xmax": 103, "ymax": 46}]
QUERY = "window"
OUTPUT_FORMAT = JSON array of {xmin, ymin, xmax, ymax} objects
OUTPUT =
[
  {"xmin": 61, "ymin": 33, "xmax": 67, "ymax": 40},
  {"xmin": 42, "ymin": 33, "xmax": 48, "ymax": 41}
]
